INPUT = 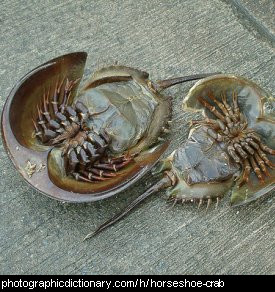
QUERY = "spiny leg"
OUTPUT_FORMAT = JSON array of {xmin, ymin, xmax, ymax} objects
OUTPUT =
[
  {"xmin": 78, "ymin": 160, "xmax": 116, "ymax": 181},
  {"xmin": 247, "ymin": 132, "xmax": 261, "ymax": 143},
  {"xmin": 42, "ymin": 90, "xmax": 61, "ymax": 130},
  {"xmin": 198, "ymin": 96, "xmax": 226, "ymax": 123},
  {"xmin": 258, "ymin": 141, "xmax": 275, "ymax": 155},
  {"xmin": 89, "ymin": 168, "xmax": 117, "ymax": 178},
  {"xmin": 78, "ymin": 147, "xmax": 90, "ymax": 164},
  {"xmin": 37, "ymin": 104, "xmax": 46, "ymax": 130},
  {"xmin": 257, "ymin": 149, "xmax": 274, "ymax": 169},
  {"xmin": 254, "ymin": 152, "xmax": 270, "ymax": 177},
  {"xmin": 69, "ymin": 154, "xmax": 111, "ymax": 182},
  {"xmin": 249, "ymin": 156, "xmax": 264, "ymax": 184},
  {"xmin": 246, "ymin": 138, "xmax": 260, "ymax": 151},
  {"xmin": 32, "ymin": 118, "xmax": 42, "ymax": 140},
  {"xmin": 87, "ymin": 132, "xmax": 107, "ymax": 150},
  {"xmin": 207, "ymin": 91, "xmax": 230, "ymax": 118},
  {"xmin": 100, "ymin": 130, "xmax": 111, "ymax": 144},
  {"xmin": 232, "ymin": 91, "xmax": 240, "ymax": 120},
  {"xmin": 240, "ymin": 141, "xmax": 254, "ymax": 156},
  {"xmin": 227, "ymin": 145, "xmax": 241, "ymax": 164},
  {"xmin": 93, "ymin": 159, "xmax": 133, "ymax": 172},
  {"xmin": 52, "ymin": 77, "xmax": 65, "ymax": 113},
  {"xmin": 100, "ymin": 153, "xmax": 135, "ymax": 165},
  {"xmin": 75, "ymin": 101, "xmax": 89, "ymax": 122},
  {"xmin": 246, "ymin": 136, "xmax": 274, "ymax": 168},
  {"xmin": 67, "ymin": 141, "xmax": 121, "ymax": 181},
  {"xmin": 238, "ymin": 159, "xmax": 251, "ymax": 187},
  {"xmin": 78, "ymin": 170, "xmax": 110, "ymax": 182},
  {"xmin": 233, "ymin": 143, "xmax": 248, "ymax": 160},
  {"xmin": 190, "ymin": 117, "xmax": 224, "ymax": 131},
  {"xmin": 50, "ymin": 122, "xmax": 79, "ymax": 146},
  {"xmin": 73, "ymin": 172, "xmax": 94, "ymax": 183},
  {"xmin": 42, "ymin": 90, "xmax": 51, "ymax": 122},
  {"xmin": 35, "ymin": 77, "xmax": 70, "ymax": 143},
  {"xmin": 65, "ymin": 106, "xmax": 79, "ymax": 123},
  {"xmin": 67, "ymin": 148, "xmax": 79, "ymax": 173},
  {"xmin": 83, "ymin": 141, "xmax": 100, "ymax": 160},
  {"xmin": 203, "ymin": 126, "xmax": 224, "ymax": 142},
  {"xmin": 36, "ymin": 104, "xmax": 57, "ymax": 142},
  {"xmin": 60, "ymin": 79, "xmax": 75, "ymax": 114},
  {"xmin": 221, "ymin": 92, "xmax": 234, "ymax": 117},
  {"xmin": 83, "ymin": 151, "xmax": 134, "ymax": 178}
]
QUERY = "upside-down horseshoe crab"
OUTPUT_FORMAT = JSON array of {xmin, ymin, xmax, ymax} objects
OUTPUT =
[
  {"xmin": 88, "ymin": 74, "xmax": 274, "ymax": 239},
  {"xmin": 1, "ymin": 52, "xmax": 215, "ymax": 202}
]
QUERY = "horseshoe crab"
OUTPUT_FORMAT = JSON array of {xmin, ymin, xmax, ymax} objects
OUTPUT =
[
  {"xmin": 88, "ymin": 74, "xmax": 274, "ymax": 238},
  {"xmin": 1, "ymin": 52, "xmax": 215, "ymax": 202}
]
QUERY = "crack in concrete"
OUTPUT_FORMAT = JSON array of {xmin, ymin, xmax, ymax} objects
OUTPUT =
[{"xmin": 222, "ymin": 0, "xmax": 275, "ymax": 48}]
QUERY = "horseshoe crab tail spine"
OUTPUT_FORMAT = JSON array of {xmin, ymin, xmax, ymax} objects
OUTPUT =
[
  {"xmin": 84, "ymin": 173, "xmax": 174, "ymax": 240},
  {"xmin": 155, "ymin": 72, "xmax": 221, "ymax": 91}
]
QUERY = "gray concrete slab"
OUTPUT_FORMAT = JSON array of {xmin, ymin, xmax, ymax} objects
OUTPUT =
[
  {"xmin": 237, "ymin": 0, "xmax": 274, "ymax": 35},
  {"xmin": 0, "ymin": 0, "xmax": 274, "ymax": 274}
]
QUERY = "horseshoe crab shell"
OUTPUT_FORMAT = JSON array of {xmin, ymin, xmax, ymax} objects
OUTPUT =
[
  {"xmin": 1, "ymin": 52, "xmax": 170, "ymax": 202},
  {"xmin": 182, "ymin": 74, "xmax": 275, "ymax": 206}
]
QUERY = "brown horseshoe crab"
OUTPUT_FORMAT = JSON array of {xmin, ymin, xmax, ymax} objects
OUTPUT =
[
  {"xmin": 88, "ymin": 74, "xmax": 274, "ymax": 239},
  {"xmin": 1, "ymin": 52, "xmax": 215, "ymax": 202}
]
